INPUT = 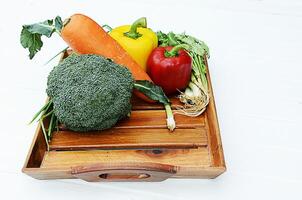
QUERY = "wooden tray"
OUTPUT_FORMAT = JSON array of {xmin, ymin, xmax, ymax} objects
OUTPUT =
[{"xmin": 22, "ymin": 53, "xmax": 226, "ymax": 182}]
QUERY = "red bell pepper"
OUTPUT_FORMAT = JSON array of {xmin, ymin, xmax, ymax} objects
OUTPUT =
[{"xmin": 147, "ymin": 44, "xmax": 192, "ymax": 95}]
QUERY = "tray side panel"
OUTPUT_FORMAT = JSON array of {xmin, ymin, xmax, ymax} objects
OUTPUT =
[
  {"xmin": 22, "ymin": 123, "xmax": 46, "ymax": 169},
  {"xmin": 204, "ymin": 57, "xmax": 226, "ymax": 169},
  {"xmin": 40, "ymin": 148, "xmax": 213, "ymax": 178}
]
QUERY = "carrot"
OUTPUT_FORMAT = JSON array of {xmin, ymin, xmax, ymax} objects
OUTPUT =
[{"xmin": 61, "ymin": 14, "xmax": 153, "ymax": 102}]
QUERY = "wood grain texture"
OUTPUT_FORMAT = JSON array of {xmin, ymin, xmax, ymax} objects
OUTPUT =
[
  {"xmin": 49, "ymin": 128, "xmax": 207, "ymax": 150},
  {"xmin": 40, "ymin": 148, "xmax": 214, "ymax": 177},
  {"xmin": 204, "ymin": 57, "xmax": 226, "ymax": 169},
  {"xmin": 22, "ymin": 123, "xmax": 46, "ymax": 168},
  {"xmin": 115, "ymin": 110, "xmax": 205, "ymax": 128},
  {"xmin": 71, "ymin": 162, "xmax": 177, "ymax": 182},
  {"xmin": 59, "ymin": 110, "xmax": 205, "ymax": 130},
  {"xmin": 131, "ymin": 96, "xmax": 183, "ymax": 110}
]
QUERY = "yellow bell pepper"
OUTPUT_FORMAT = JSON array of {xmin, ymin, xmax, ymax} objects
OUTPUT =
[{"xmin": 109, "ymin": 17, "xmax": 158, "ymax": 71}]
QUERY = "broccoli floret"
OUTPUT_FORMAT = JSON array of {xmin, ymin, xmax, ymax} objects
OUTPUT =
[{"xmin": 46, "ymin": 54, "xmax": 134, "ymax": 132}]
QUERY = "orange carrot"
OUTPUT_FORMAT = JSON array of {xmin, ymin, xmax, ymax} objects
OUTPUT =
[{"xmin": 61, "ymin": 14, "xmax": 153, "ymax": 102}]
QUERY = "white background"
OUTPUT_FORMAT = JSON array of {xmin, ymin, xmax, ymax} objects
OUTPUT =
[{"xmin": 1, "ymin": 0, "xmax": 302, "ymax": 199}]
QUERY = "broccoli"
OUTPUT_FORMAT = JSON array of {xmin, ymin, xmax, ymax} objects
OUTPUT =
[
  {"xmin": 46, "ymin": 54, "xmax": 134, "ymax": 131},
  {"xmin": 32, "ymin": 53, "xmax": 175, "ymax": 137}
]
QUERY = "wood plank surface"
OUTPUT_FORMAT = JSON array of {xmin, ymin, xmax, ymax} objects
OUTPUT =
[
  {"xmin": 41, "ymin": 148, "xmax": 211, "ymax": 174},
  {"xmin": 115, "ymin": 110, "xmax": 205, "ymax": 129},
  {"xmin": 131, "ymin": 96, "xmax": 183, "ymax": 110},
  {"xmin": 58, "ymin": 110, "xmax": 205, "ymax": 130},
  {"xmin": 49, "ymin": 128, "xmax": 207, "ymax": 150}
]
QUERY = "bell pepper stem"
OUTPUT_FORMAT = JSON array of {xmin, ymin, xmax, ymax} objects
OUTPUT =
[
  {"xmin": 124, "ymin": 17, "xmax": 147, "ymax": 39},
  {"xmin": 165, "ymin": 44, "xmax": 190, "ymax": 57},
  {"xmin": 164, "ymin": 104, "xmax": 176, "ymax": 131}
]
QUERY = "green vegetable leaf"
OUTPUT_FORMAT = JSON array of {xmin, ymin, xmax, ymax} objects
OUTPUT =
[
  {"xmin": 23, "ymin": 19, "xmax": 55, "ymax": 37},
  {"xmin": 54, "ymin": 16, "xmax": 63, "ymax": 32},
  {"xmin": 175, "ymin": 33, "xmax": 210, "ymax": 58},
  {"xmin": 20, "ymin": 16, "xmax": 63, "ymax": 59},
  {"xmin": 157, "ymin": 31, "xmax": 180, "ymax": 47},
  {"xmin": 156, "ymin": 31, "xmax": 169, "ymax": 46},
  {"xmin": 157, "ymin": 31, "xmax": 210, "ymax": 58},
  {"xmin": 167, "ymin": 32, "xmax": 179, "ymax": 46},
  {"xmin": 134, "ymin": 80, "xmax": 170, "ymax": 105},
  {"xmin": 20, "ymin": 28, "xmax": 43, "ymax": 59}
]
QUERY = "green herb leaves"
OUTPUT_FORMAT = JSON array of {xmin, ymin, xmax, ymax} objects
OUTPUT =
[
  {"xmin": 134, "ymin": 80, "xmax": 170, "ymax": 105},
  {"xmin": 156, "ymin": 31, "xmax": 210, "ymax": 58},
  {"xmin": 175, "ymin": 34, "xmax": 210, "ymax": 58},
  {"xmin": 20, "ymin": 16, "xmax": 63, "ymax": 59},
  {"xmin": 23, "ymin": 19, "xmax": 57, "ymax": 37}
]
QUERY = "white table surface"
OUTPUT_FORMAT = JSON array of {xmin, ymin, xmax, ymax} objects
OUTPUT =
[{"xmin": 1, "ymin": 0, "xmax": 301, "ymax": 199}]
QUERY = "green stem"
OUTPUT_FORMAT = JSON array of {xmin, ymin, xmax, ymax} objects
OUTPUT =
[
  {"xmin": 165, "ymin": 44, "xmax": 190, "ymax": 57},
  {"xmin": 40, "ymin": 119, "xmax": 49, "ymax": 151},
  {"xmin": 124, "ymin": 17, "xmax": 147, "ymax": 39},
  {"xmin": 200, "ymin": 73, "xmax": 208, "ymax": 92},
  {"xmin": 44, "ymin": 100, "xmax": 53, "ymax": 114},
  {"xmin": 48, "ymin": 113, "xmax": 55, "ymax": 140},
  {"xmin": 133, "ymin": 80, "xmax": 175, "ymax": 131},
  {"xmin": 44, "ymin": 46, "xmax": 68, "ymax": 66},
  {"xmin": 42, "ymin": 110, "xmax": 54, "ymax": 119},
  {"xmin": 164, "ymin": 104, "xmax": 176, "ymax": 131},
  {"xmin": 28, "ymin": 100, "xmax": 52, "ymax": 124},
  {"xmin": 63, "ymin": 18, "xmax": 71, "ymax": 27},
  {"xmin": 55, "ymin": 29, "xmax": 61, "ymax": 36}
]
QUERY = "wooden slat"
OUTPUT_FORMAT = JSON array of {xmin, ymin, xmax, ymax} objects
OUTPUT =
[
  {"xmin": 131, "ymin": 96, "xmax": 183, "ymax": 110},
  {"xmin": 41, "ymin": 148, "xmax": 211, "ymax": 172},
  {"xmin": 59, "ymin": 110, "xmax": 205, "ymax": 130},
  {"xmin": 49, "ymin": 128, "xmax": 207, "ymax": 151},
  {"xmin": 116, "ymin": 110, "xmax": 205, "ymax": 129}
]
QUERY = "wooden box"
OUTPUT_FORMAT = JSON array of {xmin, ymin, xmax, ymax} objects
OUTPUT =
[{"xmin": 22, "ymin": 53, "xmax": 226, "ymax": 182}]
